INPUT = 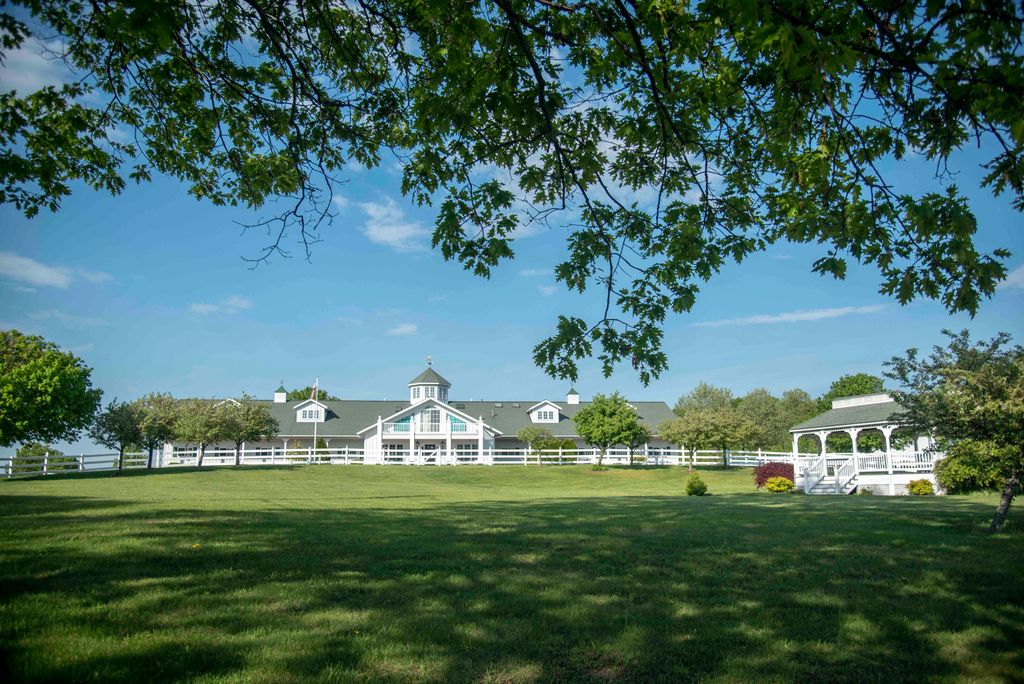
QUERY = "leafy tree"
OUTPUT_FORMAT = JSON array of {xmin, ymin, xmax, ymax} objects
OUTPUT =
[
  {"xmin": 13, "ymin": 442, "xmax": 74, "ymax": 473},
  {"xmin": 173, "ymin": 399, "xmax": 224, "ymax": 468},
  {"xmin": 736, "ymin": 388, "xmax": 788, "ymax": 451},
  {"xmin": 674, "ymin": 383, "xmax": 734, "ymax": 417},
  {"xmin": 934, "ymin": 440, "xmax": 1006, "ymax": 495},
  {"xmin": 573, "ymin": 393, "xmax": 642, "ymax": 467},
  {"xmin": 217, "ymin": 395, "xmax": 280, "ymax": 466},
  {"xmin": 885, "ymin": 330, "xmax": 1023, "ymax": 532},
  {"xmin": 516, "ymin": 426, "xmax": 556, "ymax": 453},
  {"xmin": 88, "ymin": 399, "xmax": 143, "ymax": 471},
  {"xmin": 134, "ymin": 393, "xmax": 177, "ymax": 469},
  {"xmin": 3, "ymin": 2, "xmax": 1017, "ymax": 384},
  {"xmin": 624, "ymin": 423, "xmax": 653, "ymax": 466},
  {"xmin": 659, "ymin": 409, "xmax": 752, "ymax": 468},
  {"xmin": 779, "ymin": 389, "xmax": 819, "ymax": 451},
  {"xmin": 818, "ymin": 373, "xmax": 886, "ymax": 412},
  {"xmin": 286, "ymin": 387, "xmax": 339, "ymax": 402},
  {"xmin": 0, "ymin": 330, "xmax": 102, "ymax": 447}
]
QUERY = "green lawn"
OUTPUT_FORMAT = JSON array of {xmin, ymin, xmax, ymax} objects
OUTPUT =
[{"xmin": 0, "ymin": 466, "xmax": 1021, "ymax": 683}]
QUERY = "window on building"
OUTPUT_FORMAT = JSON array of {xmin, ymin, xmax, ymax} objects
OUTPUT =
[
  {"xmin": 299, "ymin": 408, "xmax": 321, "ymax": 422},
  {"xmin": 425, "ymin": 386, "xmax": 436, "ymax": 399},
  {"xmin": 536, "ymin": 409, "xmax": 556, "ymax": 422},
  {"xmin": 412, "ymin": 387, "xmax": 420, "ymax": 399}
]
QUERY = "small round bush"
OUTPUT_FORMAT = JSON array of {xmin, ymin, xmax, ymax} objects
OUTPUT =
[
  {"xmin": 858, "ymin": 487, "xmax": 874, "ymax": 495},
  {"xmin": 686, "ymin": 473, "xmax": 707, "ymax": 496},
  {"xmin": 907, "ymin": 479, "xmax": 935, "ymax": 496},
  {"xmin": 765, "ymin": 476, "xmax": 794, "ymax": 493}
]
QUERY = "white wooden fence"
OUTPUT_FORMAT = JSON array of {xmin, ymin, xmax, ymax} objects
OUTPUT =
[{"xmin": 0, "ymin": 446, "xmax": 940, "ymax": 479}]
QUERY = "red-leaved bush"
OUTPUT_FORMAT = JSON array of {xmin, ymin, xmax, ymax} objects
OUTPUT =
[{"xmin": 754, "ymin": 462, "xmax": 795, "ymax": 489}]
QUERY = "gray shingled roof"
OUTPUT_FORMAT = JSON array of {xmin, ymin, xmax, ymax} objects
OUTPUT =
[
  {"xmin": 790, "ymin": 400, "xmax": 906, "ymax": 432},
  {"xmin": 259, "ymin": 399, "xmax": 675, "ymax": 438},
  {"xmin": 408, "ymin": 367, "xmax": 451, "ymax": 386}
]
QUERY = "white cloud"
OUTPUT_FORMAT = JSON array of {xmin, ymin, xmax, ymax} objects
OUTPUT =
[
  {"xmin": 190, "ymin": 295, "xmax": 253, "ymax": 315},
  {"xmin": 0, "ymin": 251, "xmax": 114, "ymax": 289},
  {"xmin": 332, "ymin": 195, "xmax": 350, "ymax": 210},
  {"xmin": 358, "ymin": 198, "xmax": 430, "ymax": 252},
  {"xmin": 0, "ymin": 38, "xmax": 73, "ymax": 94},
  {"xmin": 538, "ymin": 284, "xmax": 557, "ymax": 297},
  {"xmin": 29, "ymin": 309, "xmax": 107, "ymax": 327},
  {"xmin": 693, "ymin": 305, "xmax": 885, "ymax": 328},
  {"xmin": 772, "ymin": 255, "xmax": 795, "ymax": 261},
  {"xmin": 386, "ymin": 323, "xmax": 418, "ymax": 336},
  {"xmin": 0, "ymin": 251, "xmax": 72, "ymax": 288},
  {"xmin": 519, "ymin": 268, "xmax": 550, "ymax": 277},
  {"xmin": 998, "ymin": 264, "xmax": 1024, "ymax": 290},
  {"xmin": 13, "ymin": 285, "xmax": 36, "ymax": 293}
]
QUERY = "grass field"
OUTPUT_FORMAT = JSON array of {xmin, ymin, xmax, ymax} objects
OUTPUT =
[{"xmin": 1, "ymin": 466, "xmax": 1021, "ymax": 683}]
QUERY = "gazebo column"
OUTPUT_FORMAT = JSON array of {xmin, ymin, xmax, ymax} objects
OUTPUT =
[
  {"xmin": 881, "ymin": 425, "xmax": 895, "ymax": 494},
  {"xmin": 847, "ymin": 428, "xmax": 861, "ymax": 473}
]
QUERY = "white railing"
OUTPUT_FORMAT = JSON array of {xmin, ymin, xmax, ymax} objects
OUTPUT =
[
  {"xmin": 383, "ymin": 422, "xmax": 410, "ymax": 433},
  {"xmin": 834, "ymin": 456, "xmax": 857, "ymax": 494},
  {"xmin": 803, "ymin": 456, "xmax": 827, "ymax": 493},
  {"xmin": 1, "ymin": 447, "xmax": 939, "ymax": 478}
]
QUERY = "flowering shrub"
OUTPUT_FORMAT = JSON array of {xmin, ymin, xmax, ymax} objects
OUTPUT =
[
  {"xmin": 765, "ymin": 476, "xmax": 794, "ymax": 493},
  {"xmin": 907, "ymin": 479, "xmax": 935, "ymax": 496},
  {"xmin": 754, "ymin": 462, "xmax": 795, "ymax": 489},
  {"xmin": 685, "ymin": 473, "xmax": 707, "ymax": 496}
]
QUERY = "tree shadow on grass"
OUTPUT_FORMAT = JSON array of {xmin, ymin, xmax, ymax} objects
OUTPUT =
[{"xmin": 0, "ymin": 495, "xmax": 1021, "ymax": 682}]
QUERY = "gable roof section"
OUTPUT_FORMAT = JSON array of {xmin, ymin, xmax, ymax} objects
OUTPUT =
[
  {"xmin": 409, "ymin": 367, "xmax": 451, "ymax": 386},
  {"xmin": 356, "ymin": 398, "xmax": 503, "ymax": 436},
  {"xmin": 232, "ymin": 398, "xmax": 675, "ymax": 439},
  {"xmin": 525, "ymin": 400, "xmax": 562, "ymax": 414},
  {"xmin": 790, "ymin": 400, "xmax": 906, "ymax": 432},
  {"xmin": 292, "ymin": 398, "xmax": 329, "ymax": 411}
]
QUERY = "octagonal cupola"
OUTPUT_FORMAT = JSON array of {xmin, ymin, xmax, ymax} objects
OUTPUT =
[{"xmin": 408, "ymin": 361, "xmax": 451, "ymax": 404}]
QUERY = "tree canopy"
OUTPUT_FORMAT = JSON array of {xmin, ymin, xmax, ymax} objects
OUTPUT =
[
  {"xmin": 573, "ymin": 392, "xmax": 643, "ymax": 466},
  {"xmin": 135, "ymin": 393, "xmax": 178, "ymax": 469},
  {"xmin": 286, "ymin": 387, "xmax": 339, "ymax": 402},
  {"xmin": 2, "ymin": 1, "xmax": 1019, "ymax": 383},
  {"xmin": 0, "ymin": 329, "xmax": 102, "ymax": 447},
  {"xmin": 217, "ymin": 395, "xmax": 280, "ymax": 466},
  {"xmin": 885, "ymin": 329, "xmax": 1023, "ymax": 531},
  {"xmin": 88, "ymin": 399, "xmax": 143, "ymax": 471}
]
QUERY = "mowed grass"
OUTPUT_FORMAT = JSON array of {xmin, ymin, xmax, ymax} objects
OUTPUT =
[{"xmin": 0, "ymin": 466, "xmax": 1021, "ymax": 683}]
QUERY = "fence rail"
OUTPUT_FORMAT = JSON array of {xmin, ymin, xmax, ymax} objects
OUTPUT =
[{"xmin": 1, "ymin": 447, "xmax": 943, "ymax": 479}]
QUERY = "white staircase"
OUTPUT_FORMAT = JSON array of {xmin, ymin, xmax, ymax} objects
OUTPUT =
[
  {"xmin": 802, "ymin": 455, "xmax": 859, "ymax": 495},
  {"xmin": 806, "ymin": 474, "xmax": 858, "ymax": 495}
]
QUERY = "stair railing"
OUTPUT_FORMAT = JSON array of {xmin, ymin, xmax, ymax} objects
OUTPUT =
[
  {"xmin": 835, "ymin": 456, "xmax": 857, "ymax": 494},
  {"xmin": 804, "ymin": 456, "xmax": 826, "ymax": 493}
]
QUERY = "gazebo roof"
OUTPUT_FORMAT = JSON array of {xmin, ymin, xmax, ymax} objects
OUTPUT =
[{"xmin": 790, "ymin": 396, "xmax": 906, "ymax": 433}]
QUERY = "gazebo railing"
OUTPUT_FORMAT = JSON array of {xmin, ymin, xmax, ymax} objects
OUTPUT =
[{"xmin": 835, "ymin": 456, "xmax": 857, "ymax": 494}]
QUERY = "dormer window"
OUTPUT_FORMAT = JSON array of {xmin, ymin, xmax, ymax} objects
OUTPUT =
[
  {"xmin": 528, "ymin": 401, "xmax": 561, "ymax": 423},
  {"xmin": 412, "ymin": 387, "xmax": 421, "ymax": 399},
  {"xmin": 298, "ymin": 408, "xmax": 323, "ymax": 422},
  {"xmin": 425, "ymin": 386, "xmax": 436, "ymax": 399}
]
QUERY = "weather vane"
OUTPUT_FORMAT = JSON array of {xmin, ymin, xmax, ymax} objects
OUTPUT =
[{"xmin": 426, "ymin": 354, "xmax": 432, "ymax": 366}]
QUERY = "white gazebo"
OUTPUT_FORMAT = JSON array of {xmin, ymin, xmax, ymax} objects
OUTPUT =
[{"xmin": 789, "ymin": 393, "xmax": 941, "ymax": 495}]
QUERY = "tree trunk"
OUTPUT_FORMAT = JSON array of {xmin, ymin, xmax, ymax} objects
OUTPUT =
[
  {"xmin": 235, "ymin": 443, "xmax": 241, "ymax": 467},
  {"xmin": 197, "ymin": 444, "xmax": 205, "ymax": 469},
  {"xmin": 117, "ymin": 448, "xmax": 124, "ymax": 472},
  {"xmin": 597, "ymin": 448, "xmax": 605, "ymax": 467},
  {"xmin": 989, "ymin": 470, "xmax": 1021, "ymax": 532},
  {"xmin": 147, "ymin": 446, "xmax": 154, "ymax": 470},
  {"xmin": 688, "ymin": 449, "xmax": 694, "ymax": 471}
]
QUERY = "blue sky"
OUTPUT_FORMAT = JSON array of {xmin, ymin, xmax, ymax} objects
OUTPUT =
[{"xmin": 1, "ymin": 39, "xmax": 1022, "ymax": 456}]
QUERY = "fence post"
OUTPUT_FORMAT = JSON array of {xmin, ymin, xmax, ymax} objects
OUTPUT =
[
  {"xmin": 79, "ymin": 454, "xmax": 85, "ymax": 472},
  {"xmin": 43, "ymin": 451, "xmax": 49, "ymax": 476}
]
